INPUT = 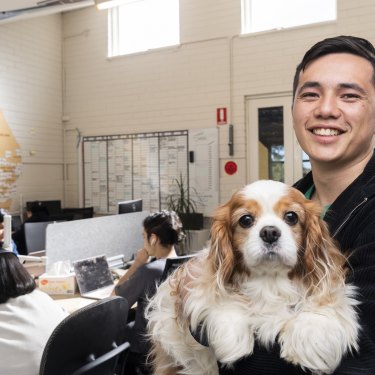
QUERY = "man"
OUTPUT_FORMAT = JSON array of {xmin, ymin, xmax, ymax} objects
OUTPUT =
[
  {"xmin": 211, "ymin": 36, "xmax": 375, "ymax": 374},
  {"xmin": 292, "ymin": 36, "xmax": 375, "ymax": 374}
]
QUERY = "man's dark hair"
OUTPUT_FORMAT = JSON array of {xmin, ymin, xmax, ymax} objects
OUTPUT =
[
  {"xmin": 0, "ymin": 251, "xmax": 36, "ymax": 303},
  {"xmin": 293, "ymin": 35, "xmax": 375, "ymax": 100},
  {"xmin": 143, "ymin": 210, "xmax": 185, "ymax": 247}
]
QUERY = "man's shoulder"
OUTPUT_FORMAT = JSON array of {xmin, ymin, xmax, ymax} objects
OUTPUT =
[
  {"xmin": 293, "ymin": 171, "xmax": 313, "ymax": 193},
  {"xmin": 141, "ymin": 258, "xmax": 167, "ymax": 275}
]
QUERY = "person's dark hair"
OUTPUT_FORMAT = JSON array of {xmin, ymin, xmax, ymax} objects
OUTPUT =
[
  {"xmin": 143, "ymin": 210, "xmax": 185, "ymax": 247},
  {"xmin": 0, "ymin": 250, "xmax": 36, "ymax": 303},
  {"xmin": 293, "ymin": 35, "xmax": 375, "ymax": 100}
]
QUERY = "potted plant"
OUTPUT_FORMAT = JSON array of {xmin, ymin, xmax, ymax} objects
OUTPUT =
[{"xmin": 166, "ymin": 173, "xmax": 204, "ymax": 231}]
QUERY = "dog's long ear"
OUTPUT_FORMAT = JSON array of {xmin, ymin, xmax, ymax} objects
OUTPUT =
[
  {"xmin": 296, "ymin": 200, "xmax": 346, "ymax": 296},
  {"xmin": 209, "ymin": 200, "xmax": 236, "ymax": 287}
]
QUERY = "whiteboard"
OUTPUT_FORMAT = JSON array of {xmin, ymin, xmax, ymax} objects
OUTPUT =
[
  {"xmin": 82, "ymin": 128, "xmax": 219, "ymax": 216},
  {"xmin": 83, "ymin": 131, "xmax": 188, "ymax": 214}
]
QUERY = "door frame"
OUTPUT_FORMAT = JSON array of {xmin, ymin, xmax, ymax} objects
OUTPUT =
[{"xmin": 245, "ymin": 92, "xmax": 303, "ymax": 185}]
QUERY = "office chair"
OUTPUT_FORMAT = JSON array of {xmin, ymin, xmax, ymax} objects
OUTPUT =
[
  {"xmin": 39, "ymin": 296, "xmax": 130, "ymax": 375},
  {"xmin": 159, "ymin": 254, "xmax": 196, "ymax": 283}
]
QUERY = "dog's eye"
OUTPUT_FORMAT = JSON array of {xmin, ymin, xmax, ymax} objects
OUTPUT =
[
  {"xmin": 284, "ymin": 211, "xmax": 298, "ymax": 226},
  {"xmin": 239, "ymin": 215, "xmax": 254, "ymax": 228}
]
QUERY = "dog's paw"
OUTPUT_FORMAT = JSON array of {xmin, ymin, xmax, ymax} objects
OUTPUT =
[{"xmin": 279, "ymin": 312, "xmax": 354, "ymax": 374}]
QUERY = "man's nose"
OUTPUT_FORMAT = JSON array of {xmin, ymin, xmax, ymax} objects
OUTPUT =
[{"xmin": 313, "ymin": 94, "xmax": 341, "ymax": 118}]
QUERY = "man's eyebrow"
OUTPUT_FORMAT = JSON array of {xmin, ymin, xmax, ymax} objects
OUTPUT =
[
  {"xmin": 339, "ymin": 83, "xmax": 367, "ymax": 95},
  {"xmin": 297, "ymin": 81, "xmax": 321, "ymax": 94}
]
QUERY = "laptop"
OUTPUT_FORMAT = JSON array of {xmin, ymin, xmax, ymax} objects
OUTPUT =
[{"xmin": 73, "ymin": 255, "xmax": 115, "ymax": 300}]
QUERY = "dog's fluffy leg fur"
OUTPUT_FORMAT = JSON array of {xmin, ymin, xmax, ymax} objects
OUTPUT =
[
  {"xmin": 146, "ymin": 272, "xmax": 219, "ymax": 374},
  {"xmin": 279, "ymin": 285, "xmax": 360, "ymax": 374}
]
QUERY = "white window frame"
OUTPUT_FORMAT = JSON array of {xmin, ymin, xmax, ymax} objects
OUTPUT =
[
  {"xmin": 108, "ymin": 0, "xmax": 180, "ymax": 57},
  {"xmin": 241, "ymin": 0, "xmax": 336, "ymax": 35}
]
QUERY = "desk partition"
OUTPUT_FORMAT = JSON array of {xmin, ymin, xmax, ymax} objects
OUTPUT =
[{"xmin": 45, "ymin": 211, "xmax": 149, "ymax": 271}]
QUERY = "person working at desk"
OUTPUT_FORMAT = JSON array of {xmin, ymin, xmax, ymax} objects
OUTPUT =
[
  {"xmin": 114, "ymin": 210, "xmax": 185, "ymax": 374},
  {"xmin": 0, "ymin": 244, "xmax": 67, "ymax": 375}
]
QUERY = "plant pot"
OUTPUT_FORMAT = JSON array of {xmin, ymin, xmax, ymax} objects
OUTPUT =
[{"xmin": 179, "ymin": 212, "xmax": 204, "ymax": 230}]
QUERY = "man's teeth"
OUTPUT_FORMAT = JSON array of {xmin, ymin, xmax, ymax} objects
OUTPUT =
[{"xmin": 313, "ymin": 128, "xmax": 340, "ymax": 136}]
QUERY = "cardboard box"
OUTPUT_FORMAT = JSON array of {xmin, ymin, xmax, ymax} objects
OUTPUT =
[{"xmin": 38, "ymin": 273, "xmax": 77, "ymax": 295}]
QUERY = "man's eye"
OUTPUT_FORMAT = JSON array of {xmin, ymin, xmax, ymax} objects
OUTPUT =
[
  {"xmin": 300, "ymin": 92, "xmax": 318, "ymax": 98},
  {"xmin": 284, "ymin": 211, "xmax": 298, "ymax": 226},
  {"xmin": 341, "ymin": 93, "xmax": 361, "ymax": 101},
  {"xmin": 239, "ymin": 215, "xmax": 254, "ymax": 228}
]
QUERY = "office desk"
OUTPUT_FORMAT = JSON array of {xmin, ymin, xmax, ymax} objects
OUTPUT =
[
  {"xmin": 48, "ymin": 268, "xmax": 127, "ymax": 313},
  {"xmin": 52, "ymin": 294, "xmax": 97, "ymax": 314}
]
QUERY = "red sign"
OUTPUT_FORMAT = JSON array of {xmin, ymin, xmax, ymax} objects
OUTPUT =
[{"xmin": 217, "ymin": 108, "xmax": 227, "ymax": 125}]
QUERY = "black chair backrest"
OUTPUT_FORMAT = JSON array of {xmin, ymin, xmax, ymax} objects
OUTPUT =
[
  {"xmin": 39, "ymin": 296, "xmax": 130, "ymax": 375},
  {"xmin": 160, "ymin": 254, "xmax": 196, "ymax": 283}
]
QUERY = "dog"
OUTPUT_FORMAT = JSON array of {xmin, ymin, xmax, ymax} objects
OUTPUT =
[{"xmin": 146, "ymin": 180, "xmax": 359, "ymax": 375}]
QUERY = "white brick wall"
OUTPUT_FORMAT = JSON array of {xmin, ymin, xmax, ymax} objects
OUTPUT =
[
  {"xmin": 0, "ymin": 14, "xmax": 63, "ymax": 212},
  {"xmin": 2, "ymin": 0, "xmax": 375, "ymax": 211}
]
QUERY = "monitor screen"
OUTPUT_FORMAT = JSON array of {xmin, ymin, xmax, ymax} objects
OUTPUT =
[
  {"xmin": 118, "ymin": 199, "xmax": 143, "ymax": 214},
  {"xmin": 26, "ymin": 200, "xmax": 62, "ymax": 216}
]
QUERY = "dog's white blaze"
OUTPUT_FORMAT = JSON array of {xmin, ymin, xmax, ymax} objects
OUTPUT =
[{"xmin": 242, "ymin": 179, "xmax": 288, "ymax": 210}]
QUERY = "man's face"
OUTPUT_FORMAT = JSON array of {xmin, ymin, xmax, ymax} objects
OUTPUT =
[{"xmin": 292, "ymin": 53, "xmax": 375, "ymax": 168}]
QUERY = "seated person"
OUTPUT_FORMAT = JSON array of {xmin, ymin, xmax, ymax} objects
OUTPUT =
[
  {"xmin": 0, "ymin": 245, "xmax": 67, "ymax": 375},
  {"xmin": 114, "ymin": 210, "xmax": 185, "ymax": 374},
  {"xmin": 12, "ymin": 201, "xmax": 50, "ymax": 255},
  {"xmin": 0, "ymin": 210, "xmax": 18, "ymax": 255}
]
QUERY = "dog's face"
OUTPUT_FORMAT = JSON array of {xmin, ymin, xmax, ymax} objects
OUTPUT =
[
  {"xmin": 210, "ymin": 180, "xmax": 345, "ymax": 291},
  {"xmin": 230, "ymin": 180, "xmax": 305, "ymax": 271}
]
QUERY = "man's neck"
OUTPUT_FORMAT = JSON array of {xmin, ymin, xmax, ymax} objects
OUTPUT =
[
  {"xmin": 155, "ymin": 245, "xmax": 176, "ymax": 259},
  {"xmin": 311, "ymin": 152, "xmax": 372, "ymax": 207}
]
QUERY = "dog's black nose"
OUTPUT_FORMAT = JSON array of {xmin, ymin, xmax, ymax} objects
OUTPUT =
[{"xmin": 260, "ymin": 226, "xmax": 281, "ymax": 244}]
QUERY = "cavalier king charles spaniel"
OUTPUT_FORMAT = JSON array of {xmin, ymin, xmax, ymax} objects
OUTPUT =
[{"xmin": 146, "ymin": 180, "xmax": 359, "ymax": 375}]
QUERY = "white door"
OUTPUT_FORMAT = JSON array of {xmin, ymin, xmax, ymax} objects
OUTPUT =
[{"xmin": 246, "ymin": 94, "xmax": 310, "ymax": 185}]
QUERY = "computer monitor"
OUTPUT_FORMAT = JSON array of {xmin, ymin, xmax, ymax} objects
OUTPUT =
[
  {"xmin": 118, "ymin": 199, "xmax": 143, "ymax": 214},
  {"xmin": 26, "ymin": 200, "xmax": 62, "ymax": 216}
]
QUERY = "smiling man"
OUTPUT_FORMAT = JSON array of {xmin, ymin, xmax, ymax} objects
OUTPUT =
[
  {"xmin": 214, "ymin": 36, "xmax": 375, "ymax": 375},
  {"xmin": 292, "ymin": 36, "xmax": 375, "ymax": 374}
]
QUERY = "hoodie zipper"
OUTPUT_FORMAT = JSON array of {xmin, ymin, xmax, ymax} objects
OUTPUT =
[{"xmin": 332, "ymin": 197, "xmax": 368, "ymax": 238}]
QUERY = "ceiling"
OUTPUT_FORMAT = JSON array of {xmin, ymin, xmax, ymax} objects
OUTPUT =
[{"xmin": 0, "ymin": 0, "xmax": 94, "ymax": 23}]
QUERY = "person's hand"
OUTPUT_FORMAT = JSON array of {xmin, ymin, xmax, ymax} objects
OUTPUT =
[
  {"xmin": 134, "ymin": 248, "xmax": 150, "ymax": 266},
  {"xmin": 116, "ymin": 248, "xmax": 150, "ymax": 287}
]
